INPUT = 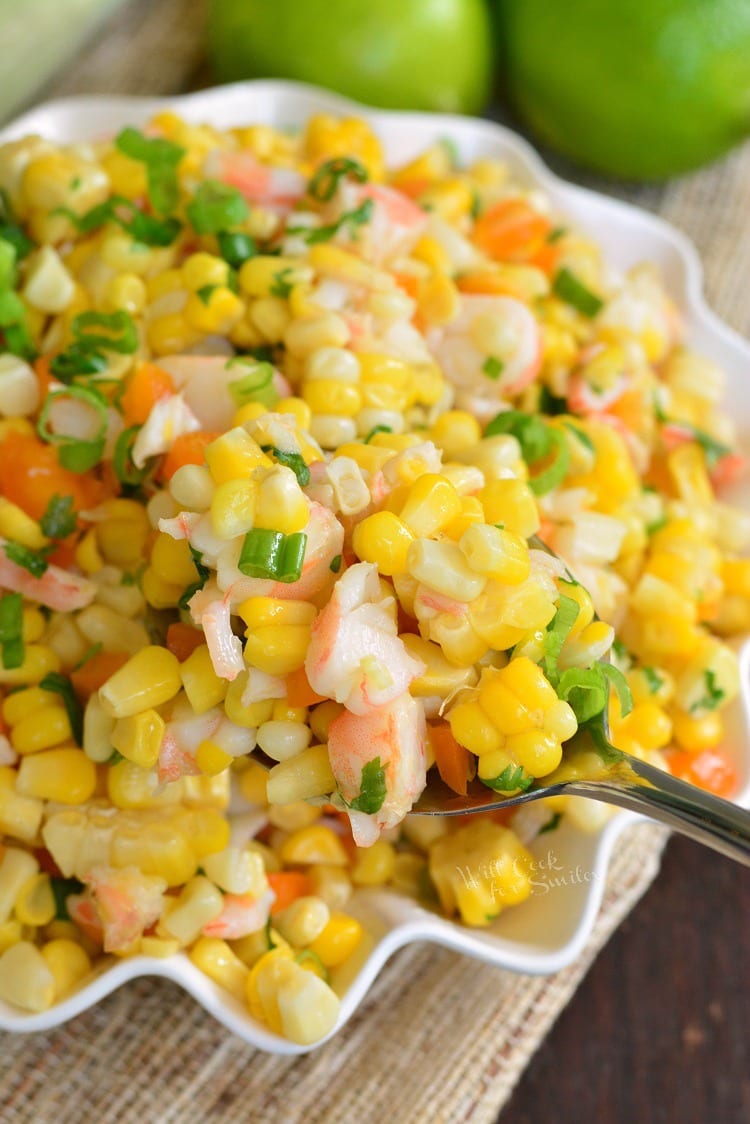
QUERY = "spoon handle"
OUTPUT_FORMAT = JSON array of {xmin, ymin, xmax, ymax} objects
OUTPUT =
[{"xmin": 565, "ymin": 756, "xmax": 750, "ymax": 866}]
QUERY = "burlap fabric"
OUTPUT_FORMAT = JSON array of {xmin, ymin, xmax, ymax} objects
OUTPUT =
[{"xmin": 1, "ymin": 1, "xmax": 749, "ymax": 1119}]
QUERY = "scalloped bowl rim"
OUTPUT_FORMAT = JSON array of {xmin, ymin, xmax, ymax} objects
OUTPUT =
[{"xmin": 0, "ymin": 80, "xmax": 748, "ymax": 1055}]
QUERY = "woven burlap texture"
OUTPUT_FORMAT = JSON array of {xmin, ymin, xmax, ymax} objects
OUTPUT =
[{"xmin": 1, "ymin": 2, "xmax": 749, "ymax": 1121}]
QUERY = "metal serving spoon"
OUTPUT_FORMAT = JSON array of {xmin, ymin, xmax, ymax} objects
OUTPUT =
[{"xmin": 413, "ymin": 538, "xmax": 750, "ymax": 867}]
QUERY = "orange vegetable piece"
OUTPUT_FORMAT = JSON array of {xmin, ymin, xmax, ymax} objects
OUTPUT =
[
  {"xmin": 267, "ymin": 871, "xmax": 313, "ymax": 915},
  {"xmin": 429, "ymin": 722, "xmax": 470, "ymax": 796},
  {"xmin": 473, "ymin": 198, "xmax": 551, "ymax": 262},
  {"xmin": 667, "ymin": 748, "xmax": 738, "ymax": 798},
  {"xmin": 0, "ymin": 431, "xmax": 106, "ymax": 520},
  {"xmin": 166, "ymin": 622, "xmax": 205, "ymax": 662},
  {"xmin": 71, "ymin": 651, "xmax": 130, "ymax": 699},
  {"xmin": 158, "ymin": 431, "xmax": 219, "ymax": 482},
  {"xmin": 33, "ymin": 355, "xmax": 59, "ymax": 399},
  {"xmin": 285, "ymin": 666, "xmax": 326, "ymax": 709},
  {"xmin": 121, "ymin": 361, "xmax": 175, "ymax": 426}
]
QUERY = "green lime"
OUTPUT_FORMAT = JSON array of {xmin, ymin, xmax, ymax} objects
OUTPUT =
[
  {"xmin": 209, "ymin": 0, "xmax": 494, "ymax": 115},
  {"xmin": 498, "ymin": 0, "xmax": 750, "ymax": 178}
]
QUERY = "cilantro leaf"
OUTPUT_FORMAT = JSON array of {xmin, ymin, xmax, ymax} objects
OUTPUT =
[
  {"xmin": 39, "ymin": 494, "xmax": 77, "ymax": 540},
  {"xmin": 690, "ymin": 669, "xmax": 726, "ymax": 713},
  {"xmin": 483, "ymin": 762, "xmax": 534, "ymax": 794}
]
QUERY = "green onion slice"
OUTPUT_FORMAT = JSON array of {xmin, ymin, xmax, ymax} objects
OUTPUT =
[
  {"xmin": 217, "ymin": 230, "xmax": 257, "ymax": 269},
  {"xmin": 59, "ymin": 196, "xmax": 182, "ymax": 246},
  {"xmin": 39, "ymin": 671, "xmax": 83, "ymax": 745},
  {"xmin": 552, "ymin": 268, "xmax": 604, "ymax": 318},
  {"xmin": 113, "ymin": 425, "xmax": 151, "ymax": 487},
  {"xmin": 0, "ymin": 591, "xmax": 24, "ymax": 669},
  {"xmin": 238, "ymin": 529, "xmax": 307, "ymax": 583},
  {"xmin": 227, "ymin": 358, "xmax": 278, "ymax": 408},
  {"xmin": 542, "ymin": 595, "xmax": 580, "ymax": 681},
  {"xmin": 39, "ymin": 494, "xmax": 77, "ymax": 540},
  {"xmin": 37, "ymin": 384, "xmax": 108, "ymax": 473},
  {"xmin": 4, "ymin": 541, "xmax": 50, "ymax": 577},
  {"xmin": 556, "ymin": 667, "xmax": 608, "ymax": 724},
  {"xmin": 115, "ymin": 127, "xmax": 185, "ymax": 215},
  {"xmin": 186, "ymin": 180, "xmax": 249, "ymax": 234},
  {"xmin": 308, "ymin": 157, "xmax": 369, "ymax": 202},
  {"xmin": 527, "ymin": 428, "xmax": 570, "ymax": 495}
]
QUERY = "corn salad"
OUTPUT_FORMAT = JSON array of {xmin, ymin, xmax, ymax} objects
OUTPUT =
[{"xmin": 0, "ymin": 111, "xmax": 746, "ymax": 1043}]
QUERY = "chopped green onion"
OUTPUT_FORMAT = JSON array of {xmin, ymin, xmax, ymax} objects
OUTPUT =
[
  {"xmin": 218, "ymin": 230, "xmax": 257, "ymax": 269},
  {"xmin": 39, "ymin": 671, "xmax": 83, "ymax": 745},
  {"xmin": 601, "ymin": 664, "xmax": 633, "ymax": 717},
  {"xmin": 70, "ymin": 310, "xmax": 138, "ymax": 356},
  {"xmin": 115, "ymin": 127, "xmax": 185, "ymax": 215},
  {"xmin": 58, "ymin": 196, "xmax": 182, "ymax": 246},
  {"xmin": 482, "ymin": 356, "xmax": 504, "ymax": 380},
  {"xmin": 227, "ymin": 359, "xmax": 278, "ymax": 408},
  {"xmin": 690, "ymin": 668, "xmax": 725, "ymax": 713},
  {"xmin": 295, "ymin": 949, "xmax": 330, "ymax": 983},
  {"xmin": 39, "ymin": 494, "xmax": 77, "ymax": 540},
  {"xmin": 308, "ymin": 157, "xmax": 369, "ymax": 202},
  {"xmin": 37, "ymin": 384, "xmax": 108, "ymax": 473},
  {"xmin": 113, "ymin": 426, "xmax": 151, "ymax": 488},
  {"xmin": 196, "ymin": 284, "xmax": 217, "ymax": 306},
  {"xmin": 186, "ymin": 180, "xmax": 249, "ymax": 234},
  {"xmin": 270, "ymin": 268, "xmax": 295, "ymax": 299},
  {"xmin": 289, "ymin": 199, "xmax": 374, "ymax": 245},
  {"xmin": 4, "ymin": 541, "xmax": 50, "ymax": 577},
  {"xmin": 642, "ymin": 666, "xmax": 663, "ymax": 694},
  {"xmin": 0, "ymin": 239, "xmax": 16, "ymax": 290},
  {"xmin": 482, "ymin": 762, "xmax": 534, "ymax": 793},
  {"xmin": 546, "ymin": 226, "xmax": 567, "ymax": 244},
  {"xmin": 330, "ymin": 554, "xmax": 342, "ymax": 573},
  {"xmin": 542, "ymin": 595, "xmax": 580, "ymax": 681},
  {"xmin": 527, "ymin": 428, "xmax": 570, "ymax": 495},
  {"xmin": 260, "ymin": 445, "xmax": 311, "ymax": 487},
  {"xmin": 238, "ymin": 528, "xmax": 307, "ymax": 583},
  {"xmin": 0, "ymin": 592, "xmax": 24, "ymax": 670},
  {"xmin": 347, "ymin": 756, "xmax": 387, "ymax": 814},
  {"xmin": 556, "ymin": 667, "xmax": 608, "ymax": 724},
  {"xmin": 50, "ymin": 876, "xmax": 84, "ymax": 921},
  {"xmin": 364, "ymin": 425, "xmax": 392, "ymax": 443},
  {"xmin": 537, "ymin": 386, "xmax": 567, "ymax": 415},
  {"xmin": 539, "ymin": 811, "xmax": 563, "ymax": 834},
  {"xmin": 552, "ymin": 268, "xmax": 604, "ymax": 318},
  {"xmin": 485, "ymin": 409, "xmax": 551, "ymax": 462},
  {"xmin": 584, "ymin": 709, "xmax": 624, "ymax": 765}
]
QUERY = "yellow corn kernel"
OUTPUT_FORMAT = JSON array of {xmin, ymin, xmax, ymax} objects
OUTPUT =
[
  {"xmin": 184, "ymin": 286, "xmax": 244, "ymax": 334},
  {"xmin": 401, "ymin": 634, "xmax": 478, "ymax": 698},
  {"xmin": 209, "ymin": 477, "xmax": 256, "ymax": 539},
  {"xmin": 278, "ymin": 822, "xmax": 348, "ymax": 867},
  {"xmin": 101, "ymin": 147, "xmax": 148, "ymax": 198},
  {"xmin": 0, "ymin": 940, "xmax": 55, "ymax": 1012},
  {"xmin": 150, "ymin": 533, "xmax": 198, "ymax": 586},
  {"xmin": 284, "ymin": 313, "xmax": 350, "ymax": 358},
  {"xmin": 418, "ymin": 270, "xmax": 460, "ymax": 326},
  {"xmin": 75, "ymin": 527, "xmax": 104, "ymax": 574},
  {"xmin": 190, "ymin": 936, "xmax": 249, "ymax": 1000},
  {"xmin": 4, "ymin": 685, "xmax": 59, "ymax": 725},
  {"xmin": 180, "ymin": 805, "xmax": 230, "ymax": 857},
  {"xmin": 180, "ymin": 645, "xmax": 228, "ymax": 714},
  {"xmin": 224, "ymin": 674, "xmax": 274, "ymax": 729},
  {"xmin": 307, "ymin": 911, "xmax": 364, "ymax": 968},
  {"xmin": 99, "ymin": 646, "xmax": 182, "ymax": 718},
  {"xmin": 254, "ymin": 466, "xmax": 310, "ymax": 534},
  {"xmin": 40, "ymin": 939, "xmax": 91, "ymax": 999},
  {"xmin": 459, "ymin": 524, "xmax": 530, "ymax": 583},
  {"xmin": 244, "ymin": 626, "xmax": 312, "ymax": 676},
  {"xmin": 0, "ymin": 767, "xmax": 43, "ymax": 843},
  {"xmin": 239, "ymin": 604, "xmax": 315, "ymax": 645},
  {"xmin": 442, "ymin": 494, "xmax": 486, "ymax": 540},
  {"xmin": 111, "ymin": 709, "xmax": 165, "ymax": 769},
  {"xmin": 245, "ymin": 945, "xmax": 292, "ymax": 1030},
  {"xmin": 429, "ymin": 820, "xmax": 533, "ymax": 925},
  {"xmin": 0, "ymin": 644, "xmax": 60, "ymax": 686},
  {"xmin": 0, "ymin": 497, "xmax": 47, "ymax": 549},
  {"xmin": 10, "ymin": 705, "xmax": 72, "ymax": 756},
  {"xmin": 671, "ymin": 709, "xmax": 723, "ymax": 753},
  {"xmin": 0, "ymin": 920, "xmax": 22, "ymax": 955},
  {"xmin": 722, "ymin": 558, "xmax": 750, "ymax": 597},
  {"xmin": 195, "ymin": 740, "xmax": 233, "ymax": 776},
  {"xmin": 275, "ymin": 396, "xmax": 312, "ymax": 430},
  {"xmin": 111, "ymin": 821, "xmax": 197, "ymax": 886},
  {"xmin": 204, "ymin": 427, "xmax": 270, "ymax": 484},
  {"xmin": 232, "ymin": 401, "xmax": 269, "ymax": 428},
  {"xmin": 429, "ymin": 411, "xmax": 483, "ymax": 459},
  {"xmin": 397, "ymin": 474, "xmax": 462, "ymax": 538},
  {"xmin": 275, "ymin": 896, "xmax": 331, "ymax": 948},
  {"xmin": 479, "ymin": 478, "xmax": 540, "ymax": 538},
  {"xmin": 181, "ymin": 252, "xmax": 230, "ymax": 292},
  {"xmin": 334, "ymin": 442, "xmax": 393, "ymax": 475},
  {"xmin": 159, "ymin": 876, "xmax": 224, "ymax": 945},
  {"xmin": 146, "ymin": 268, "xmax": 183, "ymax": 301},
  {"xmin": 140, "ymin": 936, "xmax": 181, "ymax": 958},
  {"xmin": 14, "ymin": 873, "xmax": 55, "ymax": 926},
  {"xmin": 351, "ymin": 840, "xmax": 397, "ymax": 887},
  {"xmin": 16, "ymin": 748, "xmax": 96, "ymax": 804},
  {"xmin": 266, "ymin": 744, "xmax": 336, "ymax": 805},
  {"xmin": 84, "ymin": 693, "xmax": 116, "ymax": 763},
  {"xmin": 239, "ymin": 256, "xmax": 311, "ymax": 298},
  {"xmin": 352, "ymin": 510, "xmax": 414, "ymax": 576},
  {"xmin": 448, "ymin": 699, "xmax": 505, "ymax": 756},
  {"xmin": 237, "ymin": 758, "xmax": 269, "ymax": 804},
  {"xmin": 308, "ymin": 700, "xmax": 344, "ymax": 743},
  {"xmin": 302, "ymin": 377, "xmax": 362, "ymax": 418},
  {"xmin": 408, "ymin": 538, "xmax": 486, "ymax": 601},
  {"xmin": 271, "ymin": 701, "xmax": 308, "ymax": 724}
]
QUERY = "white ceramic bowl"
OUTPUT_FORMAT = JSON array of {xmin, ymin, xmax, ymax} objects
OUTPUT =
[{"xmin": 1, "ymin": 81, "xmax": 748, "ymax": 1054}]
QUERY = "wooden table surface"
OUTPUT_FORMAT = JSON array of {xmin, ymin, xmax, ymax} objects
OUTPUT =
[
  {"xmin": 21, "ymin": 5, "xmax": 750, "ymax": 1121},
  {"xmin": 501, "ymin": 836, "xmax": 750, "ymax": 1123}
]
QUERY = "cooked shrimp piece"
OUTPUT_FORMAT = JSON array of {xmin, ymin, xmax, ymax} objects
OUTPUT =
[
  {"xmin": 334, "ymin": 181, "xmax": 427, "ymax": 264},
  {"xmin": 81, "ymin": 866, "xmax": 166, "ymax": 952},
  {"xmin": 305, "ymin": 562, "xmax": 425, "ymax": 715},
  {"xmin": 158, "ymin": 701, "xmax": 224, "ymax": 783},
  {"xmin": 0, "ymin": 540, "xmax": 96, "ymax": 611},
  {"xmin": 327, "ymin": 691, "xmax": 427, "ymax": 846},
  {"xmin": 427, "ymin": 294, "xmax": 542, "ymax": 401},
  {"xmin": 191, "ymin": 591, "xmax": 245, "ymax": 681},
  {"xmin": 205, "ymin": 150, "xmax": 306, "ymax": 210},
  {"xmin": 158, "ymin": 355, "xmax": 292, "ymax": 431},
  {"xmin": 202, "ymin": 888, "xmax": 275, "ymax": 939}
]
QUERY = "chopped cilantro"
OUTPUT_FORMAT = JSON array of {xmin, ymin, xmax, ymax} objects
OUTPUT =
[
  {"xmin": 552, "ymin": 268, "xmax": 604, "ymax": 318},
  {"xmin": 482, "ymin": 356, "xmax": 504, "ymax": 380},
  {"xmin": 4, "ymin": 540, "xmax": 50, "ymax": 577},
  {"xmin": 642, "ymin": 667, "xmax": 664, "ymax": 694},
  {"xmin": 270, "ymin": 268, "xmax": 295, "ymax": 299},
  {"xmin": 347, "ymin": 757, "xmax": 387, "ymax": 814},
  {"xmin": 329, "ymin": 554, "xmax": 342, "ymax": 573},
  {"xmin": 39, "ymin": 494, "xmax": 77, "ymax": 540},
  {"xmin": 259, "ymin": 445, "xmax": 311, "ymax": 486},
  {"xmin": 539, "ymin": 811, "xmax": 563, "ymax": 834},
  {"xmin": 690, "ymin": 669, "xmax": 726, "ymax": 713},
  {"xmin": 483, "ymin": 763, "xmax": 533, "ymax": 794}
]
